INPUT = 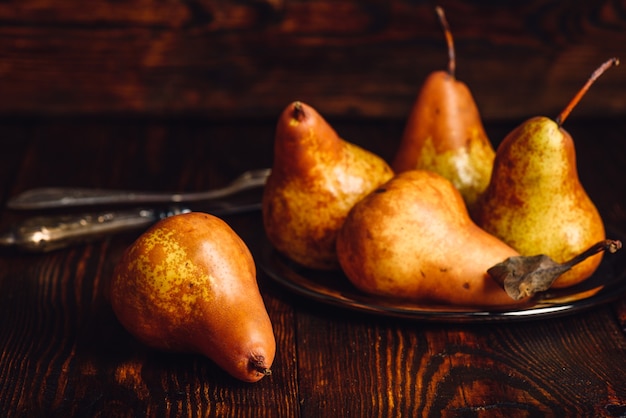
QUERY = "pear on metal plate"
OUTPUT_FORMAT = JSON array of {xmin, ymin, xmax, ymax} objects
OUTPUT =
[
  {"xmin": 263, "ymin": 101, "xmax": 394, "ymax": 270},
  {"xmin": 473, "ymin": 57, "xmax": 620, "ymax": 289},
  {"xmin": 336, "ymin": 169, "xmax": 528, "ymax": 308},
  {"xmin": 392, "ymin": 7, "xmax": 495, "ymax": 211}
]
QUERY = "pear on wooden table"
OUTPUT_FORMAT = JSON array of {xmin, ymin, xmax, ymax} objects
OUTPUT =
[
  {"xmin": 262, "ymin": 101, "xmax": 394, "ymax": 270},
  {"xmin": 110, "ymin": 212, "xmax": 276, "ymax": 383},
  {"xmin": 473, "ymin": 58, "xmax": 620, "ymax": 289},
  {"xmin": 392, "ymin": 6, "xmax": 495, "ymax": 211}
]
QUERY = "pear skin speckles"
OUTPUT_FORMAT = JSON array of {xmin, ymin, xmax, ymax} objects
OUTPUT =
[{"xmin": 124, "ymin": 228, "xmax": 213, "ymax": 318}]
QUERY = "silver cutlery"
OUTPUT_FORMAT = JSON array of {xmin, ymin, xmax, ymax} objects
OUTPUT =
[
  {"xmin": 0, "ymin": 200, "xmax": 263, "ymax": 252},
  {"xmin": 7, "ymin": 168, "xmax": 271, "ymax": 210},
  {"xmin": 1, "ymin": 168, "xmax": 271, "ymax": 251}
]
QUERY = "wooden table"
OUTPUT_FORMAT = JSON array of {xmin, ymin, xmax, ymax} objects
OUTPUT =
[{"xmin": 1, "ymin": 116, "xmax": 625, "ymax": 417}]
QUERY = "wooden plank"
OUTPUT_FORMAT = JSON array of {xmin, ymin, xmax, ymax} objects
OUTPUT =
[
  {"xmin": 0, "ymin": 0, "xmax": 624, "ymax": 119},
  {"xmin": 293, "ymin": 307, "xmax": 626, "ymax": 416},
  {"xmin": 1, "ymin": 117, "xmax": 625, "ymax": 416},
  {"xmin": 0, "ymin": 122, "xmax": 31, "ymax": 203},
  {"xmin": 0, "ymin": 121, "xmax": 297, "ymax": 417}
]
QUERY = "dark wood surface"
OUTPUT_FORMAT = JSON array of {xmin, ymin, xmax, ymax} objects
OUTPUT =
[
  {"xmin": 1, "ymin": 116, "xmax": 626, "ymax": 417},
  {"xmin": 1, "ymin": 0, "xmax": 625, "ymax": 120},
  {"xmin": 1, "ymin": 0, "xmax": 626, "ymax": 416}
]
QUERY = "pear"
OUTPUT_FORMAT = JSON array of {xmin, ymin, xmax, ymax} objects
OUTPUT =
[
  {"xmin": 392, "ymin": 7, "xmax": 495, "ymax": 210},
  {"xmin": 110, "ymin": 212, "xmax": 276, "ymax": 383},
  {"xmin": 336, "ymin": 170, "xmax": 526, "ymax": 308},
  {"xmin": 473, "ymin": 58, "xmax": 619, "ymax": 289},
  {"xmin": 262, "ymin": 101, "xmax": 394, "ymax": 270}
]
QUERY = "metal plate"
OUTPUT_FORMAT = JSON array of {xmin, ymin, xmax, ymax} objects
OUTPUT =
[{"xmin": 259, "ymin": 227, "xmax": 626, "ymax": 323}]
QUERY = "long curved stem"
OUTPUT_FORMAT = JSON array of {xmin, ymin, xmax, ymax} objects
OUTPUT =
[
  {"xmin": 555, "ymin": 57, "xmax": 619, "ymax": 126},
  {"xmin": 436, "ymin": 6, "xmax": 456, "ymax": 78}
]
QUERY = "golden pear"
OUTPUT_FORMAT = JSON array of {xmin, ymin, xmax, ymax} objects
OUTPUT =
[
  {"xmin": 336, "ymin": 170, "xmax": 526, "ymax": 308},
  {"xmin": 392, "ymin": 7, "xmax": 495, "ymax": 210},
  {"xmin": 110, "ymin": 212, "xmax": 276, "ymax": 383},
  {"xmin": 472, "ymin": 116, "xmax": 605, "ymax": 288},
  {"xmin": 473, "ymin": 58, "xmax": 619, "ymax": 288},
  {"xmin": 262, "ymin": 101, "xmax": 394, "ymax": 270}
]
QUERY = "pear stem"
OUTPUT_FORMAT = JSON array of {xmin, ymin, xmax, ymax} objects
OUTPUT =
[
  {"xmin": 562, "ymin": 239, "xmax": 622, "ymax": 269},
  {"xmin": 292, "ymin": 101, "xmax": 306, "ymax": 122},
  {"xmin": 488, "ymin": 239, "xmax": 622, "ymax": 300},
  {"xmin": 257, "ymin": 367, "xmax": 272, "ymax": 376},
  {"xmin": 436, "ymin": 6, "xmax": 456, "ymax": 78},
  {"xmin": 555, "ymin": 57, "xmax": 620, "ymax": 126}
]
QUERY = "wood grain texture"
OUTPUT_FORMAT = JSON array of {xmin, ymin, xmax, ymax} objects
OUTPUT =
[
  {"xmin": 292, "ymin": 306, "xmax": 626, "ymax": 417},
  {"xmin": 0, "ymin": 243, "xmax": 300, "ymax": 417},
  {"xmin": 0, "ymin": 0, "xmax": 625, "ymax": 120},
  {"xmin": 0, "ymin": 117, "xmax": 625, "ymax": 416}
]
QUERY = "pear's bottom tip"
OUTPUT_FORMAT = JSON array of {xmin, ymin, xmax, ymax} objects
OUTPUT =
[{"xmin": 249, "ymin": 355, "xmax": 273, "ymax": 377}]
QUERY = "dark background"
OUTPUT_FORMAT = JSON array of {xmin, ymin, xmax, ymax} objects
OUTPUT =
[{"xmin": 1, "ymin": 0, "xmax": 624, "ymax": 121}]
